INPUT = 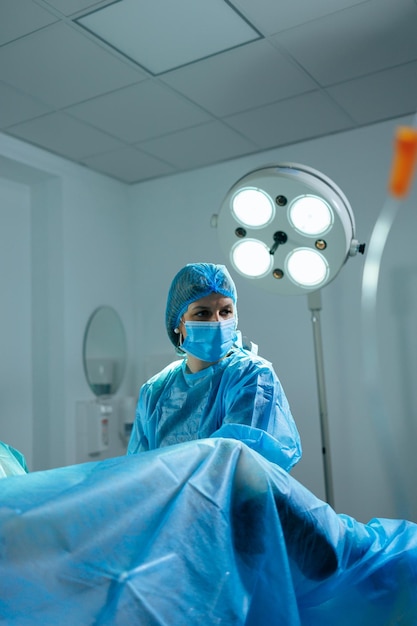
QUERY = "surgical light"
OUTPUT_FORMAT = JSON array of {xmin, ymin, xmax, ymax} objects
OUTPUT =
[
  {"xmin": 217, "ymin": 163, "xmax": 363, "ymax": 296},
  {"xmin": 360, "ymin": 123, "xmax": 417, "ymax": 517},
  {"xmin": 215, "ymin": 163, "xmax": 365, "ymax": 507}
]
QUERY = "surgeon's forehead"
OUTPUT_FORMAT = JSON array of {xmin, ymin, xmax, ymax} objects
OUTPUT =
[{"xmin": 187, "ymin": 293, "xmax": 234, "ymax": 310}]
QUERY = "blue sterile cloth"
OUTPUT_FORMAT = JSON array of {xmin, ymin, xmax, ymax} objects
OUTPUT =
[
  {"xmin": 0, "ymin": 438, "xmax": 416, "ymax": 625},
  {"xmin": 0, "ymin": 441, "xmax": 28, "ymax": 478}
]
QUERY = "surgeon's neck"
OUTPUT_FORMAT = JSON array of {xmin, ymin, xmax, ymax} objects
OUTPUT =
[{"xmin": 185, "ymin": 354, "xmax": 219, "ymax": 374}]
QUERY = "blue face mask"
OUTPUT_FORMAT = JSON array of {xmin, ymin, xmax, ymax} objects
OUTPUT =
[{"xmin": 182, "ymin": 318, "xmax": 237, "ymax": 362}]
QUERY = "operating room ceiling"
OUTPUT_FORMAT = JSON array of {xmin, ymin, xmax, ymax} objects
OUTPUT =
[{"xmin": 1, "ymin": 0, "xmax": 417, "ymax": 184}]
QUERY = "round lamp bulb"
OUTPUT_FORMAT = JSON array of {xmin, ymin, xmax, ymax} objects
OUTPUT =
[
  {"xmin": 231, "ymin": 188, "xmax": 275, "ymax": 228},
  {"xmin": 231, "ymin": 239, "xmax": 272, "ymax": 278},
  {"xmin": 286, "ymin": 248, "xmax": 329, "ymax": 287},
  {"xmin": 289, "ymin": 195, "xmax": 333, "ymax": 235}
]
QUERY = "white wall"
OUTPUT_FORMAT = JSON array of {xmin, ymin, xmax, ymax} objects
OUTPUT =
[
  {"xmin": 129, "ymin": 115, "xmax": 417, "ymax": 523},
  {"xmin": 1, "ymin": 114, "xmax": 416, "ymax": 525},
  {"xmin": 0, "ymin": 178, "xmax": 32, "ymax": 464},
  {"xmin": 0, "ymin": 135, "xmax": 136, "ymax": 471}
]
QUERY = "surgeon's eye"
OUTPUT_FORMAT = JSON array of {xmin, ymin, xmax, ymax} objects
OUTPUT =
[
  {"xmin": 194, "ymin": 309, "xmax": 211, "ymax": 319},
  {"xmin": 220, "ymin": 308, "xmax": 234, "ymax": 318}
]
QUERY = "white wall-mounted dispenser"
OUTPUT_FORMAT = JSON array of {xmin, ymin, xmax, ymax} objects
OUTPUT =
[{"xmin": 77, "ymin": 399, "xmax": 112, "ymax": 456}]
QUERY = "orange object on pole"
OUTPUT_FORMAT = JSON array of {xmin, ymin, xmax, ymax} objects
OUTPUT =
[{"xmin": 388, "ymin": 126, "xmax": 417, "ymax": 198}]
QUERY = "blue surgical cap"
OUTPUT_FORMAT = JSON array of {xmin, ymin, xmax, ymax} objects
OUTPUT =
[{"xmin": 165, "ymin": 263, "xmax": 237, "ymax": 348}]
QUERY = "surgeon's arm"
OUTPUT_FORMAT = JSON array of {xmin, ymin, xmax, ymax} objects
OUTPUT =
[
  {"xmin": 127, "ymin": 392, "xmax": 149, "ymax": 454},
  {"xmin": 210, "ymin": 363, "xmax": 302, "ymax": 471}
]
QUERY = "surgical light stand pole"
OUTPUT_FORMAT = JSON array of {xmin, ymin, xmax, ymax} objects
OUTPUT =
[{"xmin": 308, "ymin": 290, "xmax": 335, "ymax": 508}]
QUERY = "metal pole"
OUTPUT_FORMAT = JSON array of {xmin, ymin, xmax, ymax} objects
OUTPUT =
[{"xmin": 307, "ymin": 290, "xmax": 335, "ymax": 508}]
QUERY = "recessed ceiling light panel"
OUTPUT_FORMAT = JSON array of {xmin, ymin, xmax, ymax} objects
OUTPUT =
[{"xmin": 77, "ymin": 0, "xmax": 261, "ymax": 74}]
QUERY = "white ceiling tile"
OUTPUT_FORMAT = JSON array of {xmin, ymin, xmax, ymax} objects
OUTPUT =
[
  {"xmin": 160, "ymin": 39, "xmax": 316, "ymax": 117},
  {"xmin": 66, "ymin": 80, "xmax": 211, "ymax": 142},
  {"xmin": 77, "ymin": 0, "xmax": 259, "ymax": 74},
  {"xmin": 230, "ymin": 0, "xmax": 369, "ymax": 35},
  {"xmin": 0, "ymin": 22, "xmax": 145, "ymax": 108},
  {"xmin": 326, "ymin": 62, "xmax": 417, "ymax": 124},
  {"xmin": 224, "ymin": 91, "xmax": 354, "ymax": 149},
  {"xmin": 82, "ymin": 146, "xmax": 176, "ymax": 183},
  {"xmin": 274, "ymin": 0, "xmax": 417, "ymax": 86},
  {"xmin": 5, "ymin": 112, "xmax": 124, "ymax": 160},
  {"xmin": 0, "ymin": 0, "xmax": 414, "ymax": 184},
  {"xmin": 138, "ymin": 121, "xmax": 257, "ymax": 169},
  {"xmin": 0, "ymin": 82, "xmax": 52, "ymax": 128},
  {"xmin": 0, "ymin": 0, "xmax": 57, "ymax": 45}
]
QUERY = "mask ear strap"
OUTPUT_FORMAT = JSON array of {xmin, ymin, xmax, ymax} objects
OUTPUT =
[{"xmin": 174, "ymin": 325, "xmax": 184, "ymax": 347}]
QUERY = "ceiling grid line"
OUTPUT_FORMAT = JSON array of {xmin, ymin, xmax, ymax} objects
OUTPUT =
[{"xmin": 0, "ymin": 0, "xmax": 416, "ymax": 183}]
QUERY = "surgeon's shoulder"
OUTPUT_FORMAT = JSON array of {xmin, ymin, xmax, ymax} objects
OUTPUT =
[
  {"xmin": 229, "ymin": 347, "xmax": 275, "ymax": 375},
  {"xmin": 142, "ymin": 359, "xmax": 183, "ymax": 392}
]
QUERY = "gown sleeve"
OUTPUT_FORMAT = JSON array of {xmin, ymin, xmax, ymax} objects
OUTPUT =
[
  {"xmin": 127, "ymin": 386, "xmax": 150, "ymax": 454},
  {"xmin": 210, "ymin": 353, "xmax": 302, "ymax": 471}
]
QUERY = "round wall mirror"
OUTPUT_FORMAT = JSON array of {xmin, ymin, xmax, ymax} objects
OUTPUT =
[{"xmin": 83, "ymin": 306, "xmax": 127, "ymax": 397}]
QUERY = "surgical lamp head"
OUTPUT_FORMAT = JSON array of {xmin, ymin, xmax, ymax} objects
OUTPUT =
[{"xmin": 215, "ymin": 163, "xmax": 365, "ymax": 295}]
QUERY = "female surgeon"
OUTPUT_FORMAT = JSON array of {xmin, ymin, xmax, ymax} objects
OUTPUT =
[{"xmin": 127, "ymin": 262, "xmax": 302, "ymax": 472}]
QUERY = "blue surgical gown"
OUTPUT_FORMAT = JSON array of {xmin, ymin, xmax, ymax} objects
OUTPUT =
[{"xmin": 128, "ymin": 347, "xmax": 302, "ymax": 471}]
